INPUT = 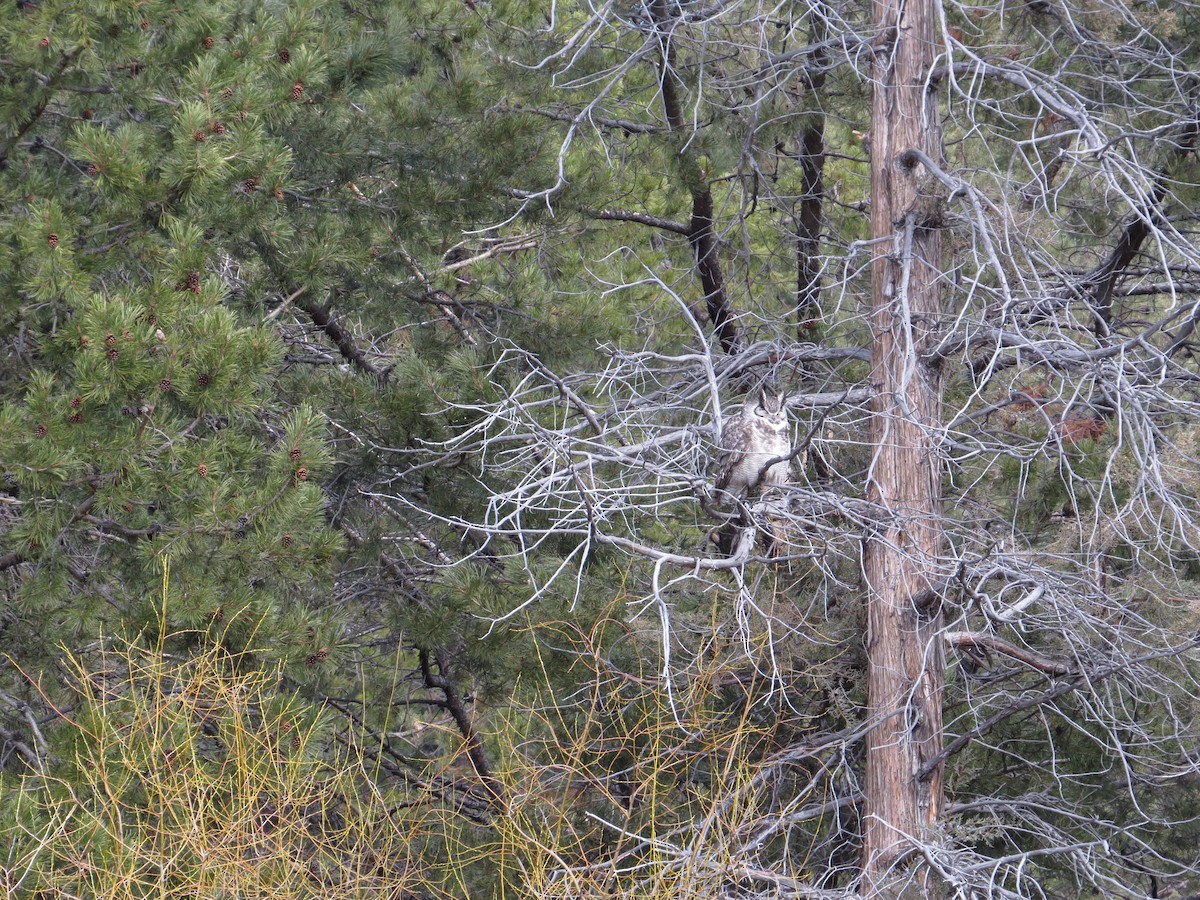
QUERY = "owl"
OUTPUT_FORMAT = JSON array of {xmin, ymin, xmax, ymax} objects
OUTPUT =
[{"xmin": 715, "ymin": 387, "xmax": 791, "ymax": 500}]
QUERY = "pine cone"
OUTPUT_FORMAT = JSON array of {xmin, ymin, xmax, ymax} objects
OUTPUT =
[
  {"xmin": 47, "ymin": 232, "xmax": 58, "ymax": 249},
  {"xmin": 291, "ymin": 81, "xmax": 304, "ymax": 101}
]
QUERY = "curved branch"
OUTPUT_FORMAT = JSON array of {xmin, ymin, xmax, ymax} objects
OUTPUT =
[{"xmin": 945, "ymin": 630, "xmax": 1073, "ymax": 676}]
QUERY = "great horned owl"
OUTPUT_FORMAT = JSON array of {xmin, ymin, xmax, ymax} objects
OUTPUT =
[{"xmin": 715, "ymin": 387, "xmax": 791, "ymax": 500}]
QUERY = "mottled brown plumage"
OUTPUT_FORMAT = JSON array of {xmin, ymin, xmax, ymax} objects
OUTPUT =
[{"xmin": 715, "ymin": 388, "xmax": 791, "ymax": 499}]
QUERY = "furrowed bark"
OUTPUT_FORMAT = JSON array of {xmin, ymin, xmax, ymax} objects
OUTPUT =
[{"xmin": 862, "ymin": 0, "xmax": 948, "ymax": 885}]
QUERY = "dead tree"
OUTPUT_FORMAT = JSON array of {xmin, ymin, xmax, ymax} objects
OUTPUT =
[{"xmin": 860, "ymin": 0, "xmax": 948, "ymax": 887}]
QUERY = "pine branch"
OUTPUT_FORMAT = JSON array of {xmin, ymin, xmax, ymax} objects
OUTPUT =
[
  {"xmin": 505, "ymin": 103, "xmax": 666, "ymax": 135},
  {"xmin": 591, "ymin": 208, "xmax": 691, "ymax": 234},
  {"xmin": 419, "ymin": 649, "xmax": 506, "ymax": 809},
  {"xmin": 0, "ymin": 46, "xmax": 82, "ymax": 168},
  {"xmin": 1078, "ymin": 114, "xmax": 1198, "ymax": 336},
  {"xmin": 253, "ymin": 236, "xmax": 384, "ymax": 378}
]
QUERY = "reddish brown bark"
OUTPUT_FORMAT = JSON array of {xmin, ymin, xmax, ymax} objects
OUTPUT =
[{"xmin": 862, "ymin": 0, "xmax": 947, "ymax": 885}]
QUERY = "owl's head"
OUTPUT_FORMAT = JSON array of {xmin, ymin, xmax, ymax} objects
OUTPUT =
[{"xmin": 750, "ymin": 387, "xmax": 785, "ymax": 420}]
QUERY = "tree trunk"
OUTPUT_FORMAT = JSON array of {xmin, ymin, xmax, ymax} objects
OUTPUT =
[
  {"xmin": 651, "ymin": 0, "xmax": 743, "ymax": 355},
  {"xmin": 795, "ymin": 2, "xmax": 829, "ymax": 339},
  {"xmin": 862, "ymin": 0, "xmax": 947, "ymax": 887}
]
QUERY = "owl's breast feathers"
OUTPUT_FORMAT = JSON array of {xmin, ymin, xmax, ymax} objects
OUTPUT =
[
  {"xmin": 715, "ymin": 417, "xmax": 790, "ymax": 497},
  {"xmin": 751, "ymin": 433, "xmax": 791, "ymax": 488}
]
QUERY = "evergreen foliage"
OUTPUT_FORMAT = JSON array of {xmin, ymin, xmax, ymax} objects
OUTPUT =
[{"xmin": 3, "ymin": 0, "xmax": 1200, "ymax": 896}]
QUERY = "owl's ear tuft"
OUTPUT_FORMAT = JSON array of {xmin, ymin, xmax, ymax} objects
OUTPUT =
[{"xmin": 760, "ymin": 387, "xmax": 783, "ymax": 414}]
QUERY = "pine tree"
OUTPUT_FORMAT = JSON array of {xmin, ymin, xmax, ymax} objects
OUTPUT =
[
  {"xmin": 0, "ymin": 1, "xmax": 356, "ymax": 679},
  {"xmin": 1, "ymin": 1, "xmax": 590, "ymax": 892}
]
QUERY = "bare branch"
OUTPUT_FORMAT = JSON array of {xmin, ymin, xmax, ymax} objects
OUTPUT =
[{"xmin": 944, "ymin": 630, "xmax": 1074, "ymax": 677}]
